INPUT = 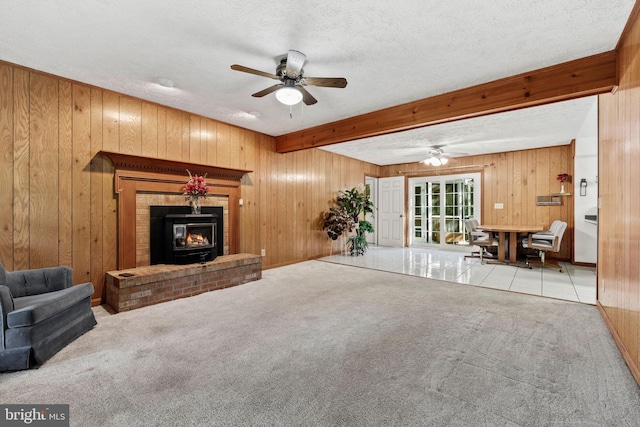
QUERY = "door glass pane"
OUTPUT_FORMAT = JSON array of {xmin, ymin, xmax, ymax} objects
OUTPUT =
[
  {"xmin": 413, "ymin": 184, "xmax": 427, "ymax": 243},
  {"xmin": 411, "ymin": 174, "xmax": 478, "ymax": 248}
]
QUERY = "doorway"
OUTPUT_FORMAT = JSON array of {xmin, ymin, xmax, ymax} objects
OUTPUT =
[{"xmin": 409, "ymin": 173, "xmax": 481, "ymax": 249}]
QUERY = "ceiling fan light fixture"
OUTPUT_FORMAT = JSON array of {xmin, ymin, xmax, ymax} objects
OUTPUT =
[
  {"xmin": 275, "ymin": 86, "xmax": 303, "ymax": 105},
  {"xmin": 422, "ymin": 155, "xmax": 449, "ymax": 166}
]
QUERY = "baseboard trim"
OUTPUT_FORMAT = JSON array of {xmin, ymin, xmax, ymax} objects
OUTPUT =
[
  {"xmin": 262, "ymin": 259, "xmax": 311, "ymax": 270},
  {"xmin": 573, "ymin": 261, "xmax": 596, "ymax": 268},
  {"xmin": 597, "ymin": 301, "xmax": 640, "ymax": 386}
]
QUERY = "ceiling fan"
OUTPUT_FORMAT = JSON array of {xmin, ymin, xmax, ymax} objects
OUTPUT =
[
  {"xmin": 230, "ymin": 50, "xmax": 347, "ymax": 106},
  {"xmin": 421, "ymin": 146, "xmax": 468, "ymax": 166}
]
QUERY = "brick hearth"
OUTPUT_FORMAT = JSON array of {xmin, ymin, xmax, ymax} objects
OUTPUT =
[{"xmin": 105, "ymin": 254, "xmax": 262, "ymax": 312}]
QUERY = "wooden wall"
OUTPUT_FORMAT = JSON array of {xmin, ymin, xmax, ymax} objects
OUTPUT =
[
  {"xmin": 597, "ymin": 5, "xmax": 640, "ymax": 384},
  {"xmin": 0, "ymin": 61, "xmax": 380, "ymax": 303},
  {"xmin": 380, "ymin": 144, "xmax": 575, "ymax": 261}
]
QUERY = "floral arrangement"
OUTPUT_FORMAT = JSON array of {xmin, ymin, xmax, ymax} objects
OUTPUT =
[
  {"xmin": 184, "ymin": 170, "xmax": 209, "ymax": 214},
  {"xmin": 184, "ymin": 170, "xmax": 209, "ymax": 198},
  {"xmin": 556, "ymin": 173, "xmax": 570, "ymax": 183}
]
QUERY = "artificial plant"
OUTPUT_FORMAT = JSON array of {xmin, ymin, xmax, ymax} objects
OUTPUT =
[{"xmin": 323, "ymin": 184, "xmax": 376, "ymax": 256}]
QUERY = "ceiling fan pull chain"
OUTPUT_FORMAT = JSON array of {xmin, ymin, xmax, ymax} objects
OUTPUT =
[{"xmin": 289, "ymin": 105, "xmax": 293, "ymax": 119}]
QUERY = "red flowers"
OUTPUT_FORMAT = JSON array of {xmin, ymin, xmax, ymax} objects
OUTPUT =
[
  {"xmin": 184, "ymin": 170, "xmax": 209, "ymax": 198},
  {"xmin": 556, "ymin": 173, "xmax": 569, "ymax": 183}
]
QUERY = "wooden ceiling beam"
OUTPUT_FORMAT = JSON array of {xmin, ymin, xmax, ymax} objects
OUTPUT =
[{"xmin": 275, "ymin": 51, "xmax": 617, "ymax": 153}]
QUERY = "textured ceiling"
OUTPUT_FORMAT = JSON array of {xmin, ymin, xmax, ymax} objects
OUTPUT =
[{"xmin": 0, "ymin": 1, "xmax": 634, "ymax": 165}]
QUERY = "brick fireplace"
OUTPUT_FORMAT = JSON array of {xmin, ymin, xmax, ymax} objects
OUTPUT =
[
  {"xmin": 100, "ymin": 151, "xmax": 261, "ymax": 311},
  {"xmin": 100, "ymin": 151, "xmax": 250, "ymax": 269}
]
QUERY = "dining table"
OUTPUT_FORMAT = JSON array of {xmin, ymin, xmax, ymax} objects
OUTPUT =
[{"xmin": 476, "ymin": 224, "xmax": 544, "ymax": 264}]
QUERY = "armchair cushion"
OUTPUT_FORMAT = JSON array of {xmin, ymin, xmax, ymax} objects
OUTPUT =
[
  {"xmin": 8, "ymin": 282, "xmax": 94, "ymax": 328},
  {"xmin": 2, "ymin": 265, "xmax": 72, "ymax": 297}
]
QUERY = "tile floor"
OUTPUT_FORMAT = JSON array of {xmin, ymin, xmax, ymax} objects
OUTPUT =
[{"xmin": 320, "ymin": 245, "xmax": 597, "ymax": 305}]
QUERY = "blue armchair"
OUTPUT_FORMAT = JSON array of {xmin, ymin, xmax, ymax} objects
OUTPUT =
[{"xmin": 0, "ymin": 264, "xmax": 97, "ymax": 371}]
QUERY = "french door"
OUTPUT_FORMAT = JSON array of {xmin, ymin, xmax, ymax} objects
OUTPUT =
[{"xmin": 409, "ymin": 173, "xmax": 481, "ymax": 249}]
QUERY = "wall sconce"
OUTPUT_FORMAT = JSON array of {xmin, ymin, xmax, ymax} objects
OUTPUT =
[{"xmin": 580, "ymin": 178, "xmax": 587, "ymax": 196}]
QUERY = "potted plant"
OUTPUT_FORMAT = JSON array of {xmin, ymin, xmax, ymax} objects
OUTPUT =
[{"xmin": 323, "ymin": 184, "xmax": 376, "ymax": 256}]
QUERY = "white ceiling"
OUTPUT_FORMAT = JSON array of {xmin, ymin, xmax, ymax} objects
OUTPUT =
[{"xmin": 0, "ymin": 1, "xmax": 634, "ymax": 165}]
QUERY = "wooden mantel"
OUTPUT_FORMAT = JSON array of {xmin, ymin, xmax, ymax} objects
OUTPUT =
[
  {"xmin": 99, "ymin": 151, "xmax": 251, "ymax": 181},
  {"xmin": 98, "ymin": 151, "xmax": 252, "ymax": 270}
]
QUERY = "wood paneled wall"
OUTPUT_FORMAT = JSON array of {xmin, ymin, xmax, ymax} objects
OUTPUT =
[
  {"xmin": 597, "ymin": 5, "xmax": 640, "ymax": 384},
  {"xmin": 380, "ymin": 144, "xmax": 575, "ymax": 260},
  {"xmin": 0, "ymin": 61, "xmax": 380, "ymax": 303}
]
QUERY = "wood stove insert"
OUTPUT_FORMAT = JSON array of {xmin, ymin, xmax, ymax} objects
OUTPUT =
[{"xmin": 150, "ymin": 206, "xmax": 224, "ymax": 265}]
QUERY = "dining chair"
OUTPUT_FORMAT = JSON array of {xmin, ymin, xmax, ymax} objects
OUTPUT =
[
  {"xmin": 464, "ymin": 218, "xmax": 496, "ymax": 264},
  {"xmin": 522, "ymin": 220, "xmax": 568, "ymax": 272}
]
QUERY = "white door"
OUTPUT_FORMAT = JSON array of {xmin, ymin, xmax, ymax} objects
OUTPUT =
[
  {"xmin": 378, "ymin": 176, "xmax": 405, "ymax": 247},
  {"xmin": 365, "ymin": 177, "xmax": 378, "ymax": 245}
]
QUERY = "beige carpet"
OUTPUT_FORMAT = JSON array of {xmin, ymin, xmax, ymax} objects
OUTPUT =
[{"xmin": 1, "ymin": 260, "xmax": 639, "ymax": 426}]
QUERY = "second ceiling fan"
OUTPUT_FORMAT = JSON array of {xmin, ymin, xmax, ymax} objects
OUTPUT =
[{"xmin": 231, "ymin": 50, "xmax": 347, "ymax": 106}]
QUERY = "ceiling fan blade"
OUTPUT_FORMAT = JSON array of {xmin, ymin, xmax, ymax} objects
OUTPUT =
[
  {"xmin": 251, "ymin": 84, "xmax": 283, "ymax": 97},
  {"xmin": 303, "ymin": 77, "xmax": 348, "ymax": 88},
  {"xmin": 285, "ymin": 50, "xmax": 306, "ymax": 78},
  {"xmin": 231, "ymin": 64, "xmax": 279, "ymax": 80},
  {"xmin": 297, "ymin": 86, "xmax": 318, "ymax": 105}
]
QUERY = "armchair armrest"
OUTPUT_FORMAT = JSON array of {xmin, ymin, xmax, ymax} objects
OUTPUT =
[
  {"xmin": 0, "ymin": 285, "xmax": 15, "ymax": 350},
  {"xmin": 528, "ymin": 234, "xmax": 558, "ymax": 250},
  {"xmin": 529, "ymin": 233, "xmax": 555, "ymax": 241},
  {"xmin": 4, "ymin": 266, "xmax": 72, "ymax": 297}
]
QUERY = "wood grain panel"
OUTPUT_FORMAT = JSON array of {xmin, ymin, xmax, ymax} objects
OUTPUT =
[
  {"xmin": 228, "ymin": 126, "xmax": 240, "ymax": 169},
  {"xmin": 12, "ymin": 68, "xmax": 29, "ymax": 270},
  {"xmin": 165, "ymin": 108, "xmax": 183, "ymax": 161},
  {"xmin": 72, "ymin": 84, "xmax": 92, "ymax": 284},
  {"xmin": 598, "ymin": 1, "xmax": 640, "ymax": 386},
  {"xmin": 206, "ymin": 119, "xmax": 217, "ymax": 165},
  {"xmin": 0, "ymin": 64, "xmax": 13, "ymax": 269},
  {"xmin": 29, "ymin": 73, "xmax": 59, "ymax": 268},
  {"xmin": 181, "ymin": 112, "xmax": 190, "ymax": 161},
  {"xmin": 57, "ymin": 81, "xmax": 73, "ymax": 267},
  {"xmin": 141, "ymin": 103, "xmax": 158, "ymax": 158},
  {"xmin": 118, "ymin": 96, "xmax": 141, "ymax": 155},
  {"xmin": 216, "ymin": 122, "xmax": 231, "ymax": 167},
  {"xmin": 90, "ymin": 88, "xmax": 104, "ymax": 304},
  {"xmin": 189, "ymin": 115, "xmax": 201, "ymax": 161},
  {"xmin": 157, "ymin": 107, "xmax": 167, "ymax": 158}
]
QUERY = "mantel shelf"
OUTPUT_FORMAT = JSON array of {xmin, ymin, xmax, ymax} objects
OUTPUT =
[
  {"xmin": 98, "ymin": 151, "xmax": 252, "ymax": 181},
  {"xmin": 551, "ymin": 192, "xmax": 572, "ymax": 196}
]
